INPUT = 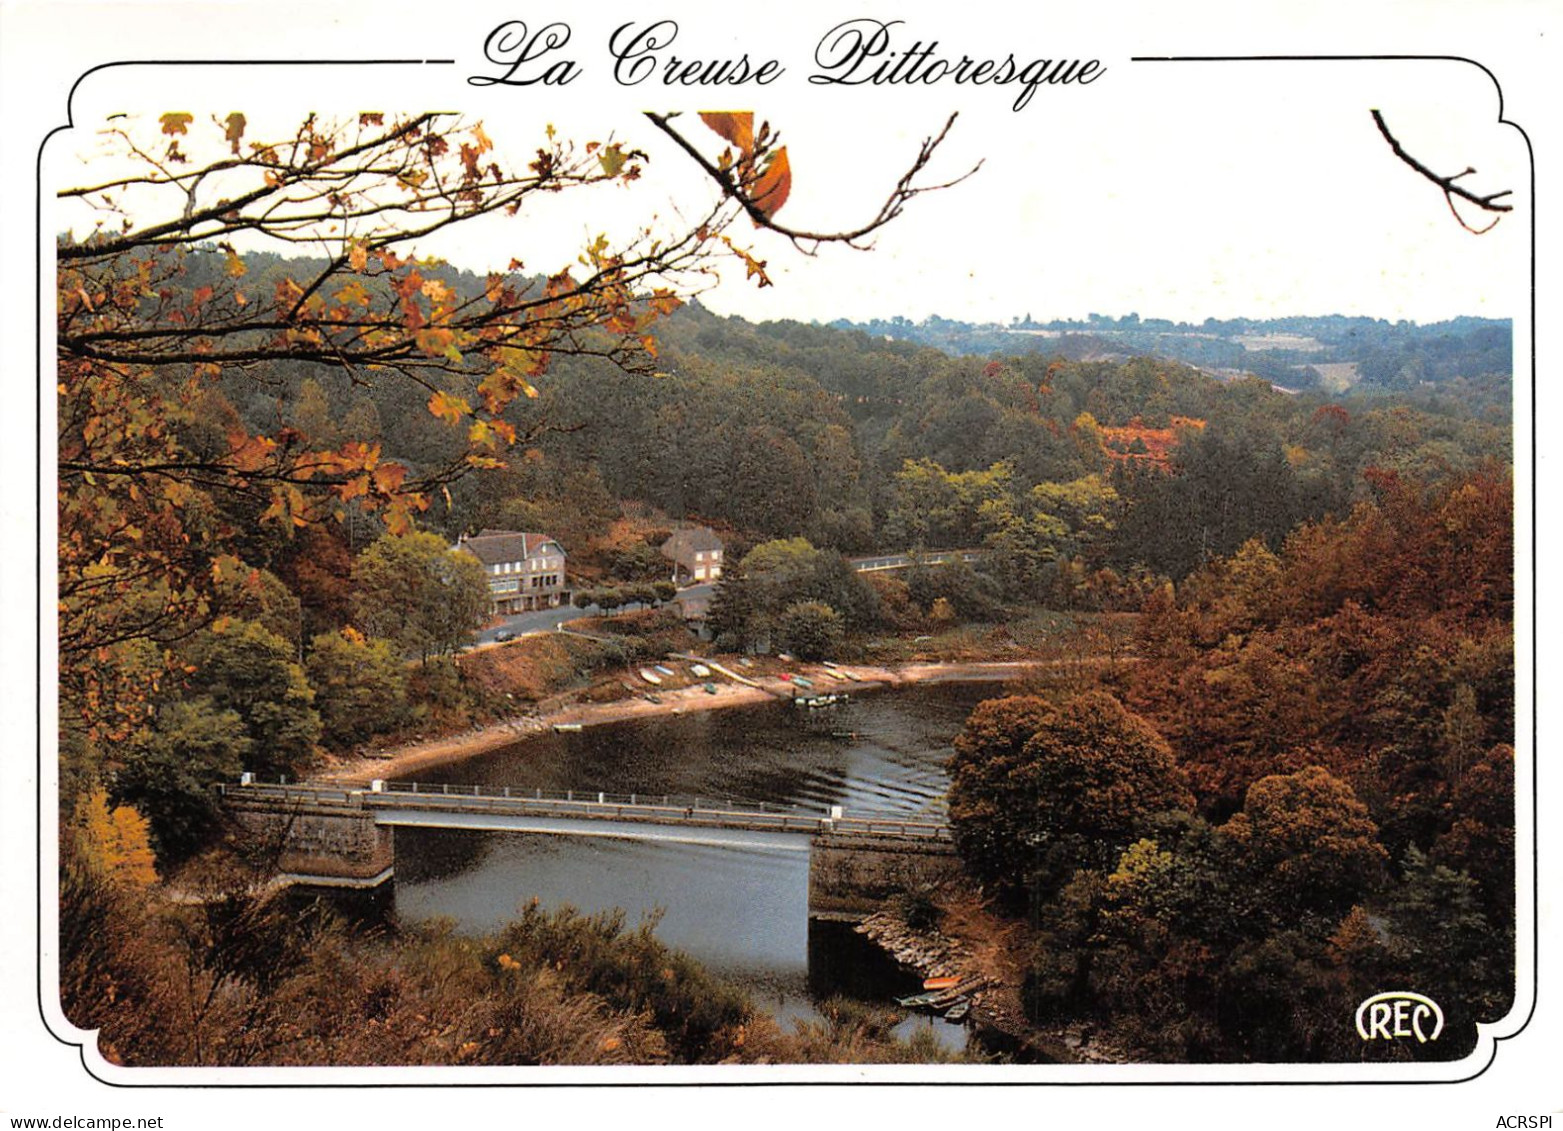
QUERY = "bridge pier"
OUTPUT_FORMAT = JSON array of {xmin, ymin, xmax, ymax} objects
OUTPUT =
[
  {"xmin": 807, "ymin": 833, "xmax": 960, "ymax": 922},
  {"xmin": 225, "ymin": 792, "xmax": 395, "ymax": 888}
]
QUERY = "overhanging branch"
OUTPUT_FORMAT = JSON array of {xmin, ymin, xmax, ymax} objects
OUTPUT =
[{"xmin": 1371, "ymin": 109, "xmax": 1512, "ymax": 235}]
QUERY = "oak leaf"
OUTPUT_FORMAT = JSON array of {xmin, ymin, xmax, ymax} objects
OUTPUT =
[
  {"xmin": 223, "ymin": 112, "xmax": 247, "ymax": 154},
  {"xmin": 700, "ymin": 111, "xmax": 755, "ymax": 155}
]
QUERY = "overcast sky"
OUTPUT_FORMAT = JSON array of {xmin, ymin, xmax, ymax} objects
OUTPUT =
[{"xmin": 48, "ymin": 7, "xmax": 1530, "ymax": 331}]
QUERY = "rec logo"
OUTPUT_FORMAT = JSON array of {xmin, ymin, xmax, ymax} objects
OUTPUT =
[{"xmin": 1355, "ymin": 991, "xmax": 1444, "ymax": 1043}]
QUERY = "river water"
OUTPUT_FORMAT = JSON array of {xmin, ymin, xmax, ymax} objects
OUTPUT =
[{"xmin": 385, "ymin": 681, "xmax": 997, "ymax": 1044}]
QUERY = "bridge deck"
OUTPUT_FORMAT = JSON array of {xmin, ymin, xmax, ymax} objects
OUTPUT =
[{"xmin": 219, "ymin": 782, "xmax": 951, "ymax": 845}]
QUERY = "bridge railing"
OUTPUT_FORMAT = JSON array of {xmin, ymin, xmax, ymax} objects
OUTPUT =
[
  {"xmin": 218, "ymin": 780, "xmax": 950, "ymax": 840},
  {"xmin": 377, "ymin": 779, "xmax": 818, "ymax": 816}
]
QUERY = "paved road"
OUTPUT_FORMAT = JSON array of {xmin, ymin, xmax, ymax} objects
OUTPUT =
[{"xmin": 473, "ymin": 582, "xmax": 715, "ymax": 645}]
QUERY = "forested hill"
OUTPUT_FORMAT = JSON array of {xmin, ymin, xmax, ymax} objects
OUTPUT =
[
  {"xmin": 827, "ymin": 310, "xmax": 1512, "ymax": 395},
  {"xmin": 182, "ymin": 247, "xmax": 1510, "ymax": 592}
]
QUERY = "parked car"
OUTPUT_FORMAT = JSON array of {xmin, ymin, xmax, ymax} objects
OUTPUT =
[{"xmin": 494, "ymin": 629, "xmax": 516, "ymax": 642}]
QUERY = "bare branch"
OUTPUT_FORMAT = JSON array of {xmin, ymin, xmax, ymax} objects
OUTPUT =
[
  {"xmin": 1371, "ymin": 109, "xmax": 1511, "ymax": 234},
  {"xmin": 643, "ymin": 111, "xmax": 981, "ymax": 254}
]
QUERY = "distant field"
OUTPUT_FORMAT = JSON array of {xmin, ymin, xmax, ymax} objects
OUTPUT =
[
  {"xmin": 1234, "ymin": 333, "xmax": 1326, "ymax": 353},
  {"xmin": 1309, "ymin": 362, "xmax": 1362, "ymax": 392}
]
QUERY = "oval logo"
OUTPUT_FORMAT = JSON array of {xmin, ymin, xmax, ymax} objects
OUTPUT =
[{"xmin": 1355, "ymin": 991, "xmax": 1445, "ymax": 1043}]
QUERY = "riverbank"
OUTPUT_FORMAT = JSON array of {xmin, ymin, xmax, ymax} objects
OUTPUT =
[
  {"xmin": 857, "ymin": 893, "xmax": 1133, "ymax": 1065},
  {"xmin": 319, "ymin": 658, "xmax": 1058, "ymax": 786}
]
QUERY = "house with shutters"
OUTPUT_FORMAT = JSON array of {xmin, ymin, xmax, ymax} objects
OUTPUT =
[
  {"xmin": 455, "ymin": 529, "xmax": 569, "ymax": 615},
  {"xmin": 660, "ymin": 526, "xmax": 724, "ymax": 586}
]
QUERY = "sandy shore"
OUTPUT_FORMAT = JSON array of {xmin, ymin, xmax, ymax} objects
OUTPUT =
[{"xmin": 319, "ymin": 659, "xmax": 1055, "ymax": 786}]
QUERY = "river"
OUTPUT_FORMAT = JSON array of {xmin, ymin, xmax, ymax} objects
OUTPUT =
[{"xmin": 383, "ymin": 681, "xmax": 997, "ymax": 1046}]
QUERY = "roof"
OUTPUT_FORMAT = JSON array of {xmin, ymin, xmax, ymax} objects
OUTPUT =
[
  {"xmin": 661, "ymin": 526, "xmax": 724, "ymax": 561},
  {"xmin": 456, "ymin": 530, "xmax": 565, "ymax": 566}
]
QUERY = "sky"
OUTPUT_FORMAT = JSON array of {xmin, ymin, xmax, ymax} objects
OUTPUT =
[{"xmin": 43, "ymin": 10, "xmax": 1530, "ymax": 329}]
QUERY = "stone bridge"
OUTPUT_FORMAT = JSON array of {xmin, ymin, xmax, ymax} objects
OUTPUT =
[{"xmin": 220, "ymin": 781, "xmax": 960, "ymax": 921}]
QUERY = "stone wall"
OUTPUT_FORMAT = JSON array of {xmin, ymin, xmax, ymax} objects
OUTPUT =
[
  {"xmin": 807, "ymin": 833, "xmax": 960, "ymax": 922},
  {"xmin": 226, "ymin": 798, "xmax": 395, "ymax": 884}
]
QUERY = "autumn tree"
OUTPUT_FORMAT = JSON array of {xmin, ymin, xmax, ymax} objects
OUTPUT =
[
  {"xmin": 72, "ymin": 788, "xmax": 159, "ymax": 888},
  {"xmin": 948, "ymin": 691, "xmax": 1195, "ymax": 900},
  {"xmin": 946, "ymin": 695, "xmax": 1057, "ymax": 892},
  {"xmin": 57, "ymin": 107, "xmax": 970, "ymax": 745},
  {"xmin": 1221, "ymin": 765, "xmax": 1388, "ymax": 921}
]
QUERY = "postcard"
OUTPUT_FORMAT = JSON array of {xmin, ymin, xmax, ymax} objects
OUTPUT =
[{"xmin": 1, "ymin": 0, "xmax": 1554, "ymax": 1126}]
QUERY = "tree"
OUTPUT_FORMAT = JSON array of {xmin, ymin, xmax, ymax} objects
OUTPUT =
[
  {"xmin": 949, "ymin": 692, "xmax": 1194, "ymax": 899},
  {"xmin": 72, "ymin": 788, "xmax": 159, "ymax": 888},
  {"xmin": 181, "ymin": 621, "xmax": 322, "ymax": 779},
  {"xmin": 1384, "ymin": 847, "xmax": 1513, "ymax": 1047},
  {"xmin": 212, "ymin": 564, "xmax": 303, "ymax": 650},
  {"xmin": 113, "ymin": 698, "xmax": 251, "ymax": 862},
  {"xmin": 777, "ymin": 601, "xmax": 845, "ymax": 660},
  {"xmin": 305, "ymin": 627, "xmax": 410, "ymax": 748},
  {"xmin": 1221, "ymin": 766, "xmax": 1388, "ymax": 920},
  {"xmin": 947, "ymin": 693, "xmax": 1061, "ymax": 894},
  {"xmin": 353, "ymin": 531, "xmax": 490, "ymax": 662},
  {"xmin": 57, "ymin": 107, "xmax": 968, "ymax": 741}
]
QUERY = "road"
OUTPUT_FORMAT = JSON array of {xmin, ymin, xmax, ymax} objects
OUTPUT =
[
  {"xmin": 472, "ymin": 549, "xmax": 980, "ymax": 646},
  {"xmin": 847, "ymin": 549, "xmax": 984, "ymax": 573},
  {"xmin": 473, "ymin": 582, "xmax": 716, "ymax": 645}
]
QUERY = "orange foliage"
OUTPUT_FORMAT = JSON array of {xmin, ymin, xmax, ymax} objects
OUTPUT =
[
  {"xmin": 76, "ymin": 788, "xmax": 159, "ymax": 887},
  {"xmin": 1099, "ymin": 416, "xmax": 1206, "ymax": 469}
]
